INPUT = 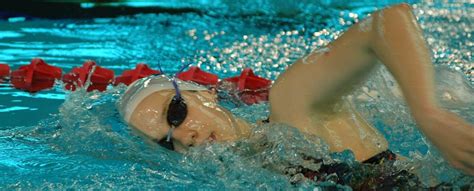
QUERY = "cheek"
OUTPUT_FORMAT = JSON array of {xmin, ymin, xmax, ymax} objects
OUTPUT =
[
  {"xmin": 187, "ymin": 106, "xmax": 227, "ymax": 133},
  {"xmin": 185, "ymin": 119, "xmax": 211, "ymax": 132},
  {"xmin": 197, "ymin": 106, "xmax": 239, "ymax": 139}
]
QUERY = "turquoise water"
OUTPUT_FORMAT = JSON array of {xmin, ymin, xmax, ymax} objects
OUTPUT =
[{"xmin": 0, "ymin": 1, "xmax": 473, "ymax": 189}]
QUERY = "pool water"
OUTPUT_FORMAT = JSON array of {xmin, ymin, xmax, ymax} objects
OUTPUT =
[{"xmin": 0, "ymin": 1, "xmax": 473, "ymax": 189}]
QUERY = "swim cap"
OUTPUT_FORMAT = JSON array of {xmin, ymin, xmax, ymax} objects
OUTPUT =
[{"xmin": 118, "ymin": 75, "xmax": 208, "ymax": 123}]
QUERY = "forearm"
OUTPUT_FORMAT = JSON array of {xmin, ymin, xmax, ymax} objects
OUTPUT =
[
  {"xmin": 369, "ymin": 5, "xmax": 474, "ymax": 175},
  {"xmin": 368, "ymin": 4, "xmax": 437, "ymax": 119}
]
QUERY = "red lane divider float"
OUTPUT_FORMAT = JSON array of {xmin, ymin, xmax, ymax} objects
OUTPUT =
[
  {"xmin": 223, "ymin": 68, "xmax": 271, "ymax": 105},
  {"xmin": 177, "ymin": 66, "xmax": 218, "ymax": 86},
  {"xmin": 0, "ymin": 58, "xmax": 272, "ymax": 104},
  {"xmin": 10, "ymin": 58, "xmax": 62, "ymax": 92},
  {"xmin": 114, "ymin": 63, "xmax": 160, "ymax": 86},
  {"xmin": 62, "ymin": 60, "xmax": 114, "ymax": 92},
  {"xmin": 0, "ymin": 63, "xmax": 9, "ymax": 83}
]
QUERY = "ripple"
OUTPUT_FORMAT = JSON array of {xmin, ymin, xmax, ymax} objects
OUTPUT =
[{"xmin": 0, "ymin": 31, "xmax": 24, "ymax": 39}]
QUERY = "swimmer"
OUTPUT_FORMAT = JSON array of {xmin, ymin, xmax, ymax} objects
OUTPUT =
[{"xmin": 118, "ymin": 4, "xmax": 474, "ymax": 176}]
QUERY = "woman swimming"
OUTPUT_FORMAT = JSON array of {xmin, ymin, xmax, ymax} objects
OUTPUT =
[{"xmin": 118, "ymin": 3, "xmax": 474, "ymax": 176}]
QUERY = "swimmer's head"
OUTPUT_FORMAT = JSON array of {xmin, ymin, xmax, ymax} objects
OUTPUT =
[{"xmin": 118, "ymin": 75, "xmax": 250, "ymax": 152}]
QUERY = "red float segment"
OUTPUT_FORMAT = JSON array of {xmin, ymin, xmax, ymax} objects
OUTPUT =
[
  {"xmin": 177, "ymin": 66, "xmax": 219, "ymax": 86},
  {"xmin": 0, "ymin": 63, "xmax": 10, "ymax": 83},
  {"xmin": 224, "ymin": 68, "xmax": 271, "ymax": 91},
  {"xmin": 114, "ymin": 63, "xmax": 160, "ymax": 86},
  {"xmin": 0, "ymin": 63, "xmax": 9, "ymax": 77},
  {"xmin": 10, "ymin": 58, "xmax": 62, "ymax": 92},
  {"xmin": 62, "ymin": 60, "xmax": 114, "ymax": 92},
  {"xmin": 223, "ymin": 68, "xmax": 271, "ymax": 105}
]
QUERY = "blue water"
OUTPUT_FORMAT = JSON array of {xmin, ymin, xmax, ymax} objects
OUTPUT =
[{"xmin": 0, "ymin": 1, "xmax": 473, "ymax": 189}]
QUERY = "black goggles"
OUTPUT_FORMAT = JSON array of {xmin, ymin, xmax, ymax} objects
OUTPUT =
[{"xmin": 157, "ymin": 79, "xmax": 188, "ymax": 150}]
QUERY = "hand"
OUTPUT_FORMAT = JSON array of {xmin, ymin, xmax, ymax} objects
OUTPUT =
[{"xmin": 414, "ymin": 108, "xmax": 474, "ymax": 175}]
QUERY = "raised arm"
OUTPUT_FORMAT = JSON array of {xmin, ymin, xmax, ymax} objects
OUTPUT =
[{"xmin": 269, "ymin": 3, "xmax": 473, "ymax": 175}]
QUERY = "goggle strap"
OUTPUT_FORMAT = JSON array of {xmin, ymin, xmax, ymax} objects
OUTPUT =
[
  {"xmin": 166, "ymin": 126, "xmax": 175, "ymax": 142},
  {"xmin": 171, "ymin": 78, "xmax": 182, "ymax": 98},
  {"xmin": 177, "ymin": 62, "xmax": 192, "ymax": 74},
  {"xmin": 172, "ymin": 62, "xmax": 191, "ymax": 98},
  {"xmin": 157, "ymin": 62, "xmax": 164, "ymax": 74}
]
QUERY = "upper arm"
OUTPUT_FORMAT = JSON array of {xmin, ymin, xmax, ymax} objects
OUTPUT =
[
  {"xmin": 270, "ymin": 4, "xmax": 411, "ymax": 120},
  {"xmin": 268, "ymin": 4, "xmax": 414, "ymax": 121}
]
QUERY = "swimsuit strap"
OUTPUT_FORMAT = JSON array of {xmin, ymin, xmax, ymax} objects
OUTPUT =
[{"xmin": 362, "ymin": 150, "xmax": 397, "ymax": 164}]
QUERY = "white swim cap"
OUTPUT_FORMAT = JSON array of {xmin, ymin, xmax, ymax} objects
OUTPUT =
[{"xmin": 118, "ymin": 75, "xmax": 208, "ymax": 123}]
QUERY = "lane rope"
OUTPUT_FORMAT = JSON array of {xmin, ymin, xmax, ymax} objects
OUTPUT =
[{"xmin": 0, "ymin": 58, "xmax": 271, "ymax": 105}]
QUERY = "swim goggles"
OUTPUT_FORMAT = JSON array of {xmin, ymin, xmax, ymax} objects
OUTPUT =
[{"xmin": 157, "ymin": 78, "xmax": 187, "ymax": 150}]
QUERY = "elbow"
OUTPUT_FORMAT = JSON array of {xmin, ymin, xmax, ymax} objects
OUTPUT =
[
  {"xmin": 395, "ymin": 3, "xmax": 413, "ymax": 10},
  {"xmin": 373, "ymin": 3, "xmax": 418, "ymax": 31},
  {"xmin": 380, "ymin": 3, "xmax": 414, "ymax": 17}
]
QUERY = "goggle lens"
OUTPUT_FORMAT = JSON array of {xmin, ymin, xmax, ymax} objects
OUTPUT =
[{"xmin": 166, "ymin": 96, "xmax": 187, "ymax": 127}]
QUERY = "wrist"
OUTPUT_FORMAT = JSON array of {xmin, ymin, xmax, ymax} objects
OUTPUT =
[{"xmin": 411, "ymin": 106, "xmax": 443, "ymax": 129}]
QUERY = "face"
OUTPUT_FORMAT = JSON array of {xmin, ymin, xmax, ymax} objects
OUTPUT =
[{"xmin": 128, "ymin": 89, "xmax": 249, "ymax": 152}]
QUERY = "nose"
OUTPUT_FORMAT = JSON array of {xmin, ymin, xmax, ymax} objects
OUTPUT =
[{"xmin": 172, "ymin": 126, "xmax": 198, "ymax": 147}]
